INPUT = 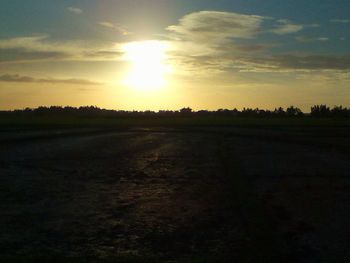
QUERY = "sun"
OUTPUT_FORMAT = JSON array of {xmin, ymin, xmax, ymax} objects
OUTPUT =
[{"xmin": 123, "ymin": 40, "xmax": 172, "ymax": 90}]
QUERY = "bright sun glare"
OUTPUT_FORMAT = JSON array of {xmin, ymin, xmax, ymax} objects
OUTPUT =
[{"xmin": 123, "ymin": 40, "xmax": 172, "ymax": 90}]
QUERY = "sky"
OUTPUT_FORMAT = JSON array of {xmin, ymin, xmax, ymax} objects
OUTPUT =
[{"xmin": 0, "ymin": 0, "xmax": 350, "ymax": 111}]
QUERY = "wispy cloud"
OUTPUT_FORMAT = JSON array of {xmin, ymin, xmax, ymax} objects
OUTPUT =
[
  {"xmin": 167, "ymin": 11, "xmax": 266, "ymax": 43},
  {"xmin": 0, "ymin": 35, "xmax": 123, "ymax": 63},
  {"xmin": 296, "ymin": 36, "xmax": 329, "ymax": 43},
  {"xmin": 67, "ymin": 6, "xmax": 83, "ymax": 15},
  {"xmin": 82, "ymin": 50, "xmax": 124, "ymax": 59},
  {"xmin": 270, "ymin": 55, "xmax": 350, "ymax": 70},
  {"xmin": 271, "ymin": 19, "xmax": 304, "ymax": 35},
  {"xmin": 0, "ymin": 35, "xmax": 54, "ymax": 51},
  {"xmin": 0, "ymin": 35, "xmax": 78, "ymax": 63},
  {"xmin": 98, "ymin": 21, "xmax": 130, "ymax": 35},
  {"xmin": 0, "ymin": 49, "xmax": 69, "ymax": 63},
  {"xmin": 234, "ymin": 54, "xmax": 350, "ymax": 72},
  {"xmin": 99, "ymin": 21, "xmax": 115, "ymax": 28},
  {"xmin": 167, "ymin": 11, "xmax": 312, "ymax": 48},
  {"xmin": 168, "ymin": 51, "xmax": 350, "ymax": 76},
  {"xmin": 330, "ymin": 19, "xmax": 350, "ymax": 23},
  {"xmin": 165, "ymin": 11, "xmax": 311, "ymax": 74},
  {"xmin": 307, "ymin": 24, "xmax": 321, "ymax": 28},
  {"xmin": 1, "ymin": 9, "xmax": 344, "ymax": 79},
  {"xmin": 0, "ymin": 74, "xmax": 102, "ymax": 85},
  {"xmin": 164, "ymin": 10, "xmax": 350, "ymax": 78}
]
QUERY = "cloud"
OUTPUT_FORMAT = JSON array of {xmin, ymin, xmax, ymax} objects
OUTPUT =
[
  {"xmin": 330, "ymin": 19, "xmax": 350, "ymax": 24},
  {"xmin": 98, "ymin": 21, "xmax": 130, "ymax": 35},
  {"xmin": 296, "ymin": 71, "xmax": 350, "ymax": 83},
  {"xmin": 83, "ymin": 50, "xmax": 124, "ymax": 59},
  {"xmin": 234, "ymin": 44, "xmax": 275, "ymax": 52},
  {"xmin": 0, "ymin": 35, "xmax": 53, "ymax": 51},
  {"xmin": 234, "ymin": 54, "xmax": 350, "ymax": 72},
  {"xmin": 0, "ymin": 48, "xmax": 69, "ymax": 63},
  {"xmin": 162, "ymin": 11, "xmax": 350, "ymax": 78},
  {"xmin": 271, "ymin": 55, "xmax": 350, "ymax": 70},
  {"xmin": 0, "ymin": 35, "xmax": 77, "ymax": 63},
  {"xmin": 167, "ymin": 11, "xmax": 308, "ymax": 47},
  {"xmin": 307, "ymin": 24, "xmax": 321, "ymax": 28},
  {"xmin": 0, "ymin": 74, "xmax": 102, "ymax": 85},
  {"xmin": 67, "ymin": 7, "xmax": 83, "ymax": 15},
  {"xmin": 296, "ymin": 36, "xmax": 329, "ymax": 43},
  {"xmin": 165, "ymin": 11, "xmax": 310, "ymax": 74},
  {"xmin": 169, "ymin": 49, "xmax": 350, "ymax": 75},
  {"xmin": 0, "ymin": 35, "xmax": 124, "ymax": 63},
  {"xmin": 167, "ymin": 11, "xmax": 266, "ymax": 43},
  {"xmin": 99, "ymin": 21, "xmax": 114, "ymax": 28},
  {"xmin": 1, "ymin": 9, "xmax": 343, "ymax": 80},
  {"xmin": 271, "ymin": 19, "xmax": 304, "ymax": 35}
]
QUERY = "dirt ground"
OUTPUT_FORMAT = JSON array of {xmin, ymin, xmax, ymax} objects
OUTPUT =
[{"xmin": 1, "ymin": 129, "xmax": 350, "ymax": 262}]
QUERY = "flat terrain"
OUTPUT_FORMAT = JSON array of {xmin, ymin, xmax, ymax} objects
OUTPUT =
[{"xmin": 1, "ymin": 127, "xmax": 350, "ymax": 262}]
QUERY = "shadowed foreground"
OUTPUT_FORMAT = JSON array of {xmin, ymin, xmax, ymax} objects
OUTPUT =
[{"xmin": 1, "ymin": 128, "xmax": 350, "ymax": 262}]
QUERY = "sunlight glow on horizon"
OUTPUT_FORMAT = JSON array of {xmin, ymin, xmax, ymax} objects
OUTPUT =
[
  {"xmin": 1, "ymin": 1, "xmax": 350, "ymax": 111},
  {"xmin": 122, "ymin": 40, "xmax": 173, "ymax": 91}
]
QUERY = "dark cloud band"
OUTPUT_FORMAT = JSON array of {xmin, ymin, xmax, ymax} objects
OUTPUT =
[{"xmin": 0, "ymin": 74, "xmax": 103, "ymax": 86}]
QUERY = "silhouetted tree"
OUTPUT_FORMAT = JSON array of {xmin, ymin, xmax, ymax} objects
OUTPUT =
[
  {"xmin": 274, "ymin": 107, "xmax": 286, "ymax": 117},
  {"xmin": 286, "ymin": 106, "xmax": 303, "ymax": 117},
  {"xmin": 331, "ymin": 106, "xmax": 350, "ymax": 117},
  {"xmin": 3, "ymin": 105, "xmax": 350, "ymax": 119},
  {"xmin": 180, "ymin": 107, "xmax": 193, "ymax": 116},
  {"xmin": 310, "ymin": 105, "xmax": 331, "ymax": 117}
]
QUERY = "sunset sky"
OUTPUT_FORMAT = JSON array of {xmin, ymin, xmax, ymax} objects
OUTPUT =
[{"xmin": 1, "ymin": 0, "xmax": 350, "ymax": 111}]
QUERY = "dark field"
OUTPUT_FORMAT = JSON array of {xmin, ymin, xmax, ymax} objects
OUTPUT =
[
  {"xmin": 1, "ymin": 115, "xmax": 350, "ymax": 128},
  {"xmin": 1, "ymin": 125, "xmax": 350, "ymax": 262}
]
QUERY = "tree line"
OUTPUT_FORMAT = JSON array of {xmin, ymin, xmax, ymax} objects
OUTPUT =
[{"xmin": 0, "ymin": 105, "xmax": 349, "ymax": 118}]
